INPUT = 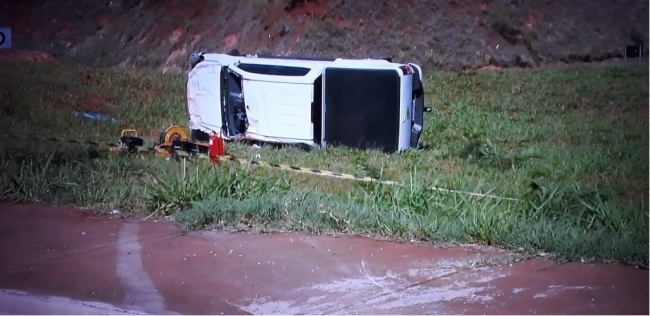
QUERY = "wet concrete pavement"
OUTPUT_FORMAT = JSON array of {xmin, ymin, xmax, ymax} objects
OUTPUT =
[{"xmin": 0, "ymin": 203, "xmax": 648, "ymax": 315}]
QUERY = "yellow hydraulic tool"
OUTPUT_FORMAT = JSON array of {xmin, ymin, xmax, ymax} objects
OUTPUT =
[
  {"xmin": 110, "ymin": 129, "xmax": 144, "ymax": 153},
  {"xmin": 154, "ymin": 125, "xmax": 190, "ymax": 156},
  {"xmin": 157, "ymin": 125, "xmax": 189, "ymax": 147}
]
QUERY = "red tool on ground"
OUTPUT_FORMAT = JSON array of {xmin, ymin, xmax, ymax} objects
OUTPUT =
[{"xmin": 208, "ymin": 132, "xmax": 226, "ymax": 165}]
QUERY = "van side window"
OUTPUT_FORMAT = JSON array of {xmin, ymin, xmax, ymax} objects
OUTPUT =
[{"xmin": 237, "ymin": 63, "xmax": 311, "ymax": 76}]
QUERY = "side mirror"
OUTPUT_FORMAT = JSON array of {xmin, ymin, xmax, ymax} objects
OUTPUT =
[{"xmin": 424, "ymin": 107, "xmax": 433, "ymax": 113}]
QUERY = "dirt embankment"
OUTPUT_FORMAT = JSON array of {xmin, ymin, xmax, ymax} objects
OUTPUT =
[{"xmin": 0, "ymin": 0, "xmax": 648, "ymax": 71}]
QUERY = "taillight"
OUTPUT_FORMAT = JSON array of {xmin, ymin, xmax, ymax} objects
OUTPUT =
[{"xmin": 399, "ymin": 65, "xmax": 413, "ymax": 75}]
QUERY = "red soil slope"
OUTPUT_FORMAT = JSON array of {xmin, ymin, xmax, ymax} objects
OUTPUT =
[{"xmin": 0, "ymin": 0, "xmax": 647, "ymax": 71}]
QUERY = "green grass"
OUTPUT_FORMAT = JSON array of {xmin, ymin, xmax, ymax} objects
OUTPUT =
[{"xmin": 0, "ymin": 60, "xmax": 647, "ymax": 266}]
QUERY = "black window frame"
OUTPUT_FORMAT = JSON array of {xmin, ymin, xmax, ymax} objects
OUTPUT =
[{"xmin": 236, "ymin": 63, "xmax": 311, "ymax": 76}]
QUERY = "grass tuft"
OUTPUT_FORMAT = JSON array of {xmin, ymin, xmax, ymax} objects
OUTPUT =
[{"xmin": 142, "ymin": 162, "xmax": 291, "ymax": 217}]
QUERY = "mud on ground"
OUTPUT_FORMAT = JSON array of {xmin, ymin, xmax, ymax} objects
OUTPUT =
[{"xmin": 0, "ymin": 203, "xmax": 647, "ymax": 315}]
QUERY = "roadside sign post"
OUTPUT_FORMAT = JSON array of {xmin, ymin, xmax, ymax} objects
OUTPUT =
[
  {"xmin": 623, "ymin": 44, "xmax": 643, "ymax": 62},
  {"xmin": 0, "ymin": 27, "xmax": 11, "ymax": 49}
]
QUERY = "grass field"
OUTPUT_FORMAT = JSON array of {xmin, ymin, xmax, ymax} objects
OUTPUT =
[{"xmin": 0, "ymin": 61, "xmax": 647, "ymax": 267}]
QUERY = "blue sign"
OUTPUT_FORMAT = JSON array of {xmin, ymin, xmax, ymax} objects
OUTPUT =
[{"xmin": 0, "ymin": 27, "xmax": 12, "ymax": 49}]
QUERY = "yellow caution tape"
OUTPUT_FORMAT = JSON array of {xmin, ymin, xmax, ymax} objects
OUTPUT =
[
  {"xmin": 0, "ymin": 133, "xmax": 522, "ymax": 202},
  {"xmin": 172, "ymin": 151, "xmax": 522, "ymax": 202},
  {"xmin": 0, "ymin": 133, "xmax": 122, "ymax": 147}
]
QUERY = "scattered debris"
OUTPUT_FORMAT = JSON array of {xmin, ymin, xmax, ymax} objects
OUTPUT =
[{"xmin": 73, "ymin": 111, "xmax": 117, "ymax": 122}]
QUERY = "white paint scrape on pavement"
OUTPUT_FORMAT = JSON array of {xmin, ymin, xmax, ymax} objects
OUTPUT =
[
  {"xmin": 235, "ymin": 259, "xmax": 507, "ymax": 315},
  {"xmin": 116, "ymin": 222, "xmax": 169, "ymax": 314}
]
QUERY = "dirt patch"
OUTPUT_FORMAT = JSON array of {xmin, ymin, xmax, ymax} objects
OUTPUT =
[
  {"xmin": 253, "ymin": 0, "xmax": 331, "ymax": 51},
  {"xmin": 549, "ymin": 133, "xmax": 572, "ymax": 147},
  {"xmin": 524, "ymin": 12, "xmax": 538, "ymax": 29},
  {"xmin": 162, "ymin": 32, "xmax": 205, "ymax": 71},
  {"xmin": 169, "ymin": 28, "xmax": 184, "ymax": 45},
  {"xmin": 449, "ymin": 0, "xmax": 488, "ymax": 12},
  {"xmin": 285, "ymin": 0, "xmax": 329, "ymax": 18},
  {"xmin": 164, "ymin": 47, "xmax": 187, "ymax": 69},
  {"xmin": 0, "ymin": 50, "xmax": 57, "ymax": 63},
  {"xmin": 428, "ymin": 157, "xmax": 462, "ymax": 173},
  {"xmin": 478, "ymin": 64, "xmax": 503, "ymax": 71},
  {"xmin": 332, "ymin": 15, "xmax": 351, "ymax": 28},
  {"xmin": 74, "ymin": 95, "xmax": 115, "ymax": 115},
  {"xmin": 75, "ymin": 69, "xmax": 106, "ymax": 85},
  {"xmin": 95, "ymin": 12, "xmax": 114, "ymax": 30},
  {"xmin": 223, "ymin": 33, "xmax": 239, "ymax": 52}
]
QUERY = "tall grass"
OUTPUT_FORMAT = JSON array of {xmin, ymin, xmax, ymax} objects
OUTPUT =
[
  {"xmin": 141, "ymin": 162, "xmax": 291, "ymax": 216},
  {"xmin": 0, "ymin": 145, "xmax": 141, "ymax": 211},
  {"xmin": 0, "ymin": 61, "xmax": 647, "ymax": 266}
]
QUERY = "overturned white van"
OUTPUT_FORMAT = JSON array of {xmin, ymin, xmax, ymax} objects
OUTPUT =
[{"xmin": 186, "ymin": 52, "xmax": 428, "ymax": 153}]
